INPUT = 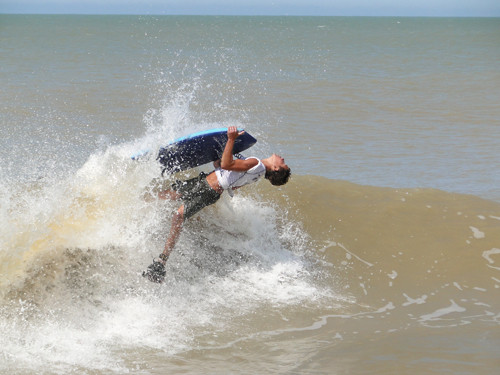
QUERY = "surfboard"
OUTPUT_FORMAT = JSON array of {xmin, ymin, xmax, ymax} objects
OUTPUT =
[{"xmin": 133, "ymin": 128, "xmax": 257, "ymax": 173}]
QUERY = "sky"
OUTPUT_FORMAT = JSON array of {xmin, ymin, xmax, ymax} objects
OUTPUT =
[{"xmin": 1, "ymin": 0, "xmax": 499, "ymax": 17}]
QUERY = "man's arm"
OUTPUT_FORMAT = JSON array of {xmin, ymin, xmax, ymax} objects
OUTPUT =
[{"xmin": 220, "ymin": 127, "xmax": 258, "ymax": 172}]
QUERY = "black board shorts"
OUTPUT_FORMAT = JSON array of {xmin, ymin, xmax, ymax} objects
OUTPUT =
[{"xmin": 171, "ymin": 173, "xmax": 221, "ymax": 220}]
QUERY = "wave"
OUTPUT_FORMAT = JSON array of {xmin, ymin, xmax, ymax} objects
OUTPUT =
[
  {"xmin": 255, "ymin": 174, "xmax": 500, "ymax": 322},
  {"xmin": 0, "ymin": 141, "xmax": 335, "ymax": 372},
  {"xmin": 1, "ymin": 141, "xmax": 499, "ymax": 373}
]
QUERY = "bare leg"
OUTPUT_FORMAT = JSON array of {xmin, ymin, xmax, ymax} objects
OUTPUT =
[
  {"xmin": 143, "ymin": 201, "xmax": 185, "ymax": 282},
  {"xmin": 159, "ymin": 204, "xmax": 185, "ymax": 263}
]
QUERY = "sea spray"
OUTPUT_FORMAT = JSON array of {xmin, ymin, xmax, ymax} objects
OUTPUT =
[{"xmin": 0, "ymin": 131, "xmax": 328, "ymax": 373}]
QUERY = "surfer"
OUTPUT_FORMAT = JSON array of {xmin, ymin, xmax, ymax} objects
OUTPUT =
[{"xmin": 143, "ymin": 126, "xmax": 291, "ymax": 283}]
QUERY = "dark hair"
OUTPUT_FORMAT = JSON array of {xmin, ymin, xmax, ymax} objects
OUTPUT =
[{"xmin": 265, "ymin": 167, "xmax": 291, "ymax": 186}]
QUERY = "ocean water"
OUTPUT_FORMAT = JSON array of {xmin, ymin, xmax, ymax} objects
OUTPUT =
[{"xmin": 1, "ymin": 15, "xmax": 500, "ymax": 374}]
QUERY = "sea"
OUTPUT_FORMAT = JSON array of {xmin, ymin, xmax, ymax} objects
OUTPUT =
[{"xmin": 1, "ymin": 15, "xmax": 499, "ymax": 374}]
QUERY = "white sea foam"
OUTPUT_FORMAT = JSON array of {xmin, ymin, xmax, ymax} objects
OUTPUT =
[
  {"xmin": 469, "ymin": 226, "xmax": 485, "ymax": 239},
  {"xmin": 419, "ymin": 300, "xmax": 466, "ymax": 322},
  {"xmin": 482, "ymin": 248, "xmax": 500, "ymax": 264},
  {"xmin": 387, "ymin": 270, "xmax": 398, "ymax": 279},
  {"xmin": 402, "ymin": 293, "xmax": 427, "ymax": 306},
  {"xmin": 0, "ymin": 129, "xmax": 329, "ymax": 373}
]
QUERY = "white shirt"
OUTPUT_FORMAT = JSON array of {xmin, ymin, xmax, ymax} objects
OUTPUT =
[{"xmin": 215, "ymin": 156, "xmax": 266, "ymax": 196}]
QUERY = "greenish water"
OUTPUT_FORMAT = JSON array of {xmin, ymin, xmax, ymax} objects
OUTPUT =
[{"xmin": 1, "ymin": 15, "xmax": 499, "ymax": 374}]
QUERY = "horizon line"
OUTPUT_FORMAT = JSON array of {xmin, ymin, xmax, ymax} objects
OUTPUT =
[{"xmin": 1, "ymin": 12, "xmax": 499, "ymax": 18}]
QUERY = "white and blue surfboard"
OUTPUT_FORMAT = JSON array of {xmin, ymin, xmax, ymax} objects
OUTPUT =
[{"xmin": 133, "ymin": 128, "xmax": 257, "ymax": 173}]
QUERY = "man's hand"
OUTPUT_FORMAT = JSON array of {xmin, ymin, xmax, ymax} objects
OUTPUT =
[
  {"xmin": 227, "ymin": 126, "xmax": 244, "ymax": 140},
  {"xmin": 221, "ymin": 126, "xmax": 257, "ymax": 171}
]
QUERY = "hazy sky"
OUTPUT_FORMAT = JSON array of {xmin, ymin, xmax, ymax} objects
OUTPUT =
[{"xmin": 1, "ymin": 0, "xmax": 499, "ymax": 16}]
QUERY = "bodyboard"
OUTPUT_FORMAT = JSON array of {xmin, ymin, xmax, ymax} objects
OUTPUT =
[{"xmin": 156, "ymin": 128, "xmax": 257, "ymax": 173}]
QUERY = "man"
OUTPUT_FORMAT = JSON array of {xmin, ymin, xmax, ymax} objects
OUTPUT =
[{"xmin": 143, "ymin": 126, "xmax": 291, "ymax": 283}]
